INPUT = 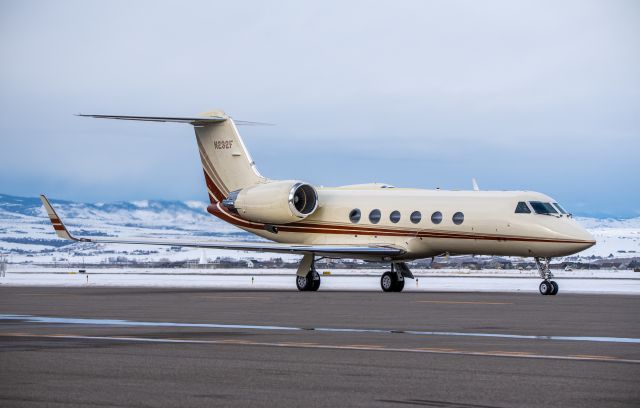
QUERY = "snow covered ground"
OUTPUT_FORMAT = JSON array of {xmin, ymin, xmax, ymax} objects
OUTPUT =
[
  {"xmin": 0, "ymin": 194, "xmax": 294, "ymax": 264},
  {"xmin": 1, "ymin": 194, "xmax": 639, "ymax": 265},
  {"xmin": 2, "ymin": 267, "xmax": 639, "ymax": 294},
  {"xmin": 573, "ymin": 217, "xmax": 640, "ymax": 258}
]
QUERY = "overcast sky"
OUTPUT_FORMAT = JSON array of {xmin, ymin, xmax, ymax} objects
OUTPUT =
[{"xmin": 1, "ymin": 0, "xmax": 638, "ymax": 217}]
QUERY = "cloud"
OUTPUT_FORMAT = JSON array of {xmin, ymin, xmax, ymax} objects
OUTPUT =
[{"xmin": 0, "ymin": 0, "xmax": 638, "ymax": 216}]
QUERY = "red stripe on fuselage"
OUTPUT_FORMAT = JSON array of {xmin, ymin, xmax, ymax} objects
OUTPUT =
[{"xmin": 207, "ymin": 203, "xmax": 592, "ymax": 245}]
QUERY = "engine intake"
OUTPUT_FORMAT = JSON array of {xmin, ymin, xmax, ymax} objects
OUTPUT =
[
  {"xmin": 222, "ymin": 180, "xmax": 319, "ymax": 225},
  {"xmin": 289, "ymin": 182, "xmax": 317, "ymax": 216}
]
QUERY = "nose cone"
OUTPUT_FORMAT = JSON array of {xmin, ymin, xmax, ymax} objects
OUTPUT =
[{"xmin": 566, "ymin": 222, "xmax": 596, "ymax": 252}]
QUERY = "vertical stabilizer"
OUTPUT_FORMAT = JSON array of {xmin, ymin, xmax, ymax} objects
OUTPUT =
[
  {"xmin": 194, "ymin": 110, "xmax": 266, "ymax": 203},
  {"xmin": 77, "ymin": 110, "xmax": 267, "ymax": 204}
]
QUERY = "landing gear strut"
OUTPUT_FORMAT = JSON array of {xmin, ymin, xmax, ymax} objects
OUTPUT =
[
  {"xmin": 380, "ymin": 262, "xmax": 413, "ymax": 292},
  {"xmin": 535, "ymin": 257, "xmax": 558, "ymax": 295},
  {"xmin": 296, "ymin": 253, "xmax": 320, "ymax": 291}
]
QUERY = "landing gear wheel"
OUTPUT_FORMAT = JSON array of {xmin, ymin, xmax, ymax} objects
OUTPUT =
[
  {"xmin": 393, "ymin": 278, "xmax": 405, "ymax": 292},
  {"xmin": 535, "ymin": 257, "xmax": 557, "ymax": 295},
  {"xmin": 311, "ymin": 271, "xmax": 321, "ymax": 291},
  {"xmin": 381, "ymin": 272, "xmax": 395, "ymax": 292},
  {"xmin": 381, "ymin": 272, "xmax": 405, "ymax": 292},
  {"xmin": 297, "ymin": 271, "xmax": 320, "ymax": 291},
  {"xmin": 539, "ymin": 281, "xmax": 552, "ymax": 295},
  {"xmin": 296, "ymin": 273, "xmax": 313, "ymax": 291}
]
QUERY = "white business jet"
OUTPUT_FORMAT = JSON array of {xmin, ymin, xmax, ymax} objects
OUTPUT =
[{"xmin": 41, "ymin": 110, "xmax": 595, "ymax": 294}]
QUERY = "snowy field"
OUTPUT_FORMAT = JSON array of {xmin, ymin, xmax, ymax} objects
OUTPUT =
[
  {"xmin": 2, "ymin": 194, "xmax": 639, "ymax": 294},
  {"xmin": 2, "ymin": 267, "xmax": 639, "ymax": 294},
  {"xmin": 2, "ymin": 194, "xmax": 639, "ymax": 265}
]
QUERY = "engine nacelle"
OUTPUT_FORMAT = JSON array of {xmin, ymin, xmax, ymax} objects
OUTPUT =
[{"xmin": 222, "ymin": 180, "xmax": 318, "ymax": 225}]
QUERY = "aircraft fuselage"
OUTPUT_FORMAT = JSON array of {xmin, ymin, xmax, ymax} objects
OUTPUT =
[{"xmin": 208, "ymin": 186, "xmax": 595, "ymax": 261}]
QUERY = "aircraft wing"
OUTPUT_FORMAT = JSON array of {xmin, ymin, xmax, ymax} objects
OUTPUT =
[{"xmin": 40, "ymin": 195, "xmax": 405, "ymax": 258}]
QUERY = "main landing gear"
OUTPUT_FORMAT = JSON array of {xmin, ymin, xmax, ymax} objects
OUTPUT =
[
  {"xmin": 295, "ymin": 256, "xmax": 415, "ymax": 293},
  {"xmin": 296, "ymin": 254, "xmax": 320, "ymax": 291},
  {"xmin": 380, "ymin": 262, "xmax": 414, "ymax": 293},
  {"xmin": 535, "ymin": 257, "xmax": 559, "ymax": 296}
]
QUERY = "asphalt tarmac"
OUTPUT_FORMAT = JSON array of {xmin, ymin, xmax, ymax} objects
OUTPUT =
[{"xmin": 1, "ymin": 287, "xmax": 639, "ymax": 407}]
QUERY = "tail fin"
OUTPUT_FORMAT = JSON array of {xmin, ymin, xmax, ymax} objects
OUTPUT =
[
  {"xmin": 78, "ymin": 110, "xmax": 267, "ymax": 204},
  {"xmin": 194, "ymin": 110, "xmax": 266, "ymax": 204}
]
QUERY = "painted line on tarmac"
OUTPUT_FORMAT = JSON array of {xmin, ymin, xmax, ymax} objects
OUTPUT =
[
  {"xmin": 488, "ymin": 350, "xmax": 534, "ymax": 355},
  {"xmin": 1, "ymin": 333, "xmax": 638, "ymax": 365},
  {"xmin": 2, "ymin": 314, "xmax": 640, "ymax": 344},
  {"xmin": 415, "ymin": 300, "xmax": 512, "ymax": 305},
  {"xmin": 570, "ymin": 354, "xmax": 617, "ymax": 360},
  {"xmin": 194, "ymin": 295, "xmax": 271, "ymax": 300}
]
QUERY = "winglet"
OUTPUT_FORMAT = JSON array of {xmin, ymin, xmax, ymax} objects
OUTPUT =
[
  {"xmin": 39, "ymin": 195, "xmax": 75, "ymax": 241},
  {"xmin": 472, "ymin": 178, "xmax": 480, "ymax": 191}
]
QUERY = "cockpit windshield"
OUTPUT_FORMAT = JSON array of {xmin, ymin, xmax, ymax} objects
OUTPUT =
[
  {"xmin": 552, "ymin": 202, "xmax": 569, "ymax": 215},
  {"xmin": 515, "ymin": 201, "xmax": 531, "ymax": 213},
  {"xmin": 529, "ymin": 201, "xmax": 558, "ymax": 215}
]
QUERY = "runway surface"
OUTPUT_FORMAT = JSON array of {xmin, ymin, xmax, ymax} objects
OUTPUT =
[{"xmin": 1, "ymin": 287, "xmax": 639, "ymax": 407}]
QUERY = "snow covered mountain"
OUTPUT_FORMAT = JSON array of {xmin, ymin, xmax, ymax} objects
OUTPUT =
[
  {"xmin": 573, "ymin": 216, "xmax": 640, "ymax": 258},
  {"xmin": 1, "ymin": 194, "xmax": 638, "ymax": 263},
  {"xmin": 0, "ymin": 193, "xmax": 261, "ymax": 264}
]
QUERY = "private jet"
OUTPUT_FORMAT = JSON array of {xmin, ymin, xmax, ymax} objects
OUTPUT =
[{"xmin": 41, "ymin": 110, "xmax": 595, "ymax": 294}]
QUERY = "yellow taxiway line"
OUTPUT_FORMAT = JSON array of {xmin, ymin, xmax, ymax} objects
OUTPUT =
[
  {"xmin": 1, "ymin": 333, "xmax": 636, "ymax": 365},
  {"xmin": 415, "ymin": 300, "xmax": 513, "ymax": 305}
]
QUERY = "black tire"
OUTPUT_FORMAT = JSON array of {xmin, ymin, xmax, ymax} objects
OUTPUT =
[
  {"xmin": 393, "ymin": 278, "xmax": 405, "ymax": 292},
  {"xmin": 381, "ymin": 271, "xmax": 395, "ymax": 292},
  {"xmin": 296, "ymin": 273, "xmax": 313, "ymax": 291},
  {"xmin": 311, "ymin": 271, "xmax": 321, "ymax": 291},
  {"xmin": 550, "ymin": 281, "xmax": 559, "ymax": 295},
  {"xmin": 539, "ymin": 281, "xmax": 552, "ymax": 295}
]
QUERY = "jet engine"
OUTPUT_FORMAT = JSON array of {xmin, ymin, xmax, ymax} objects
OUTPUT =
[{"xmin": 222, "ymin": 180, "xmax": 318, "ymax": 225}]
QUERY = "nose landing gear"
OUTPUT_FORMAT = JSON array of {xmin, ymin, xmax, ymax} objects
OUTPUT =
[
  {"xmin": 535, "ymin": 257, "xmax": 558, "ymax": 295},
  {"xmin": 538, "ymin": 280, "xmax": 558, "ymax": 295}
]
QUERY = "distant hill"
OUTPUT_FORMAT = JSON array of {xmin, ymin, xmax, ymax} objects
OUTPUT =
[
  {"xmin": 0, "ymin": 193, "xmax": 259, "ymax": 264},
  {"xmin": 0, "ymin": 193, "xmax": 638, "ymax": 263}
]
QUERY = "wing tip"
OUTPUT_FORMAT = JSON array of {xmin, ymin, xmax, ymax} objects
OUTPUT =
[{"xmin": 40, "ymin": 194, "xmax": 75, "ymax": 241}]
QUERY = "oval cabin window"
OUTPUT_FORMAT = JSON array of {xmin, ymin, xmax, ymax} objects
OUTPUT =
[
  {"xmin": 369, "ymin": 209, "xmax": 381, "ymax": 224},
  {"xmin": 410, "ymin": 211, "xmax": 421, "ymax": 224},
  {"xmin": 390, "ymin": 210, "xmax": 401, "ymax": 223},
  {"xmin": 431, "ymin": 211, "xmax": 443, "ymax": 224},
  {"xmin": 349, "ymin": 209, "xmax": 361, "ymax": 223},
  {"xmin": 452, "ymin": 212, "xmax": 464, "ymax": 225}
]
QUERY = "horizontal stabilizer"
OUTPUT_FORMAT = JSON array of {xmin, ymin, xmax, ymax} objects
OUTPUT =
[
  {"xmin": 76, "ymin": 114, "xmax": 226, "ymax": 125},
  {"xmin": 77, "ymin": 114, "xmax": 273, "ymax": 126}
]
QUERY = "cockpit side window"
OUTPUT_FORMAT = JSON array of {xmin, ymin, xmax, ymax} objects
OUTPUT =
[
  {"xmin": 552, "ymin": 202, "xmax": 568, "ymax": 215},
  {"xmin": 515, "ymin": 202, "xmax": 531, "ymax": 214},
  {"xmin": 529, "ymin": 201, "xmax": 558, "ymax": 215}
]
